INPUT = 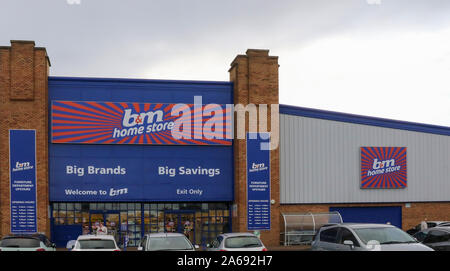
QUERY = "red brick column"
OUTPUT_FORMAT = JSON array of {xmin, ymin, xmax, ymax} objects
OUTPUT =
[
  {"xmin": 229, "ymin": 49, "xmax": 280, "ymax": 246},
  {"xmin": 0, "ymin": 41, "xmax": 50, "ymax": 237}
]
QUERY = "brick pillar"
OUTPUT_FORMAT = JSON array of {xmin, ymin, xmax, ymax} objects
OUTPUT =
[
  {"xmin": 0, "ymin": 41, "xmax": 50, "ymax": 237},
  {"xmin": 229, "ymin": 49, "xmax": 280, "ymax": 246}
]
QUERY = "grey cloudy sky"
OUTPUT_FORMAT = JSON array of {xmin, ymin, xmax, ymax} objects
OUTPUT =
[{"xmin": 1, "ymin": 0, "xmax": 450, "ymax": 126}]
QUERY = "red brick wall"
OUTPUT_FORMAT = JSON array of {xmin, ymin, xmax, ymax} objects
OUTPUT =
[
  {"xmin": 0, "ymin": 41, "xmax": 50, "ymax": 237},
  {"xmin": 229, "ymin": 49, "xmax": 280, "ymax": 246}
]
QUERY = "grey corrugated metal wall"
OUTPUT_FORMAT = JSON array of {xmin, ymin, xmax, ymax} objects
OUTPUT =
[{"xmin": 280, "ymin": 114, "xmax": 450, "ymax": 204}]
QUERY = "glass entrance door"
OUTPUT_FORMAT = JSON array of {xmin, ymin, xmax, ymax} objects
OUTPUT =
[{"xmin": 164, "ymin": 211, "xmax": 196, "ymax": 245}]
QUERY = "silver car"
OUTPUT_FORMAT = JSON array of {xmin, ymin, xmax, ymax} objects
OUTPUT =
[
  {"xmin": 311, "ymin": 223, "xmax": 433, "ymax": 251},
  {"xmin": 0, "ymin": 234, "xmax": 56, "ymax": 251},
  {"xmin": 206, "ymin": 233, "xmax": 267, "ymax": 251},
  {"xmin": 138, "ymin": 232, "xmax": 198, "ymax": 251}
]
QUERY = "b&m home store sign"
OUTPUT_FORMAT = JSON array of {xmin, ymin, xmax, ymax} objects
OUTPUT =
[
  {"xmin": 360, "ymin": 147, "xmax": 407, "ymax": 189},
  {"xmin": 51, "ymin": 100, "xmax": 232, "ymax": 145},
  {"xmin": 49, "ymin": 100, "xmax": 233, "ymax": 202}
]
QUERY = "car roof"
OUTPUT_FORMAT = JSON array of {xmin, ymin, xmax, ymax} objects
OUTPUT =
[
  {"xmin": 145, "ymin": 232, "xmax": 186, "ymax": 238},
  {"xmin": 324, "ymin": 223, "xmax": 396, "ymax": 229},
  {"xmin": 423, "ymin": 221, "xmax": 450, "ymax": 224},
  {"xmin": 217, "ymin": 232, "xmax": 258, "ymax": 238},
  {"xmin": 76, "ymin": 234, "xmax": 116, "ymax": 240}
]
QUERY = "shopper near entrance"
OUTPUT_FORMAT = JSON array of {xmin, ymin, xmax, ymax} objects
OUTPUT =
[
  {"xmin": 97, "ymin": 222, "xmax": 108, "ymax": 235},
  {"xmin": 183, "ymin": 220, "xmax": 191, "ymax": 239}
]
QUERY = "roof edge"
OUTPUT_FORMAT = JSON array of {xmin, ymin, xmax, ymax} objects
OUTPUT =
[
  {"xmin": 48, "ymin": 76, "xmax": 232, "ymax": 86},
  {"xmin": 280, "ymin": 104, "xmax": 450, "ymax": 137}
]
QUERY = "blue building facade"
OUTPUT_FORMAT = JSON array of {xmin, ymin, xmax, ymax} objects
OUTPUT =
[{"xmin": 49, "ymin": 77, "xmax": 234, "ymax": 247}]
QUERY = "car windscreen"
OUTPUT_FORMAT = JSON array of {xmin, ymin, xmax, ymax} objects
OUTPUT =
[
  {"xmin": 147, "ymin": 236, "xmax": 193, "ymax": 251},
  {"xmin": 0, "ymin": 238, "xmax": 41, "ymax": 248},
  {"xmin": 224, "ymin": 236, "xmax": 262, "ymax": 249},
  {"xmin": 353, "ymin": 227, "xmax": 417, "ymax": 245},
  {"xmin": 78, "ymin": 239, "xmax": 117, "ymax": 249}
]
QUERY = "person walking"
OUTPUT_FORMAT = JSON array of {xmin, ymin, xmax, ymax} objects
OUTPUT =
[{"xmin": 420, "ymin": 219, "xmax": 428, "ymax": 231}]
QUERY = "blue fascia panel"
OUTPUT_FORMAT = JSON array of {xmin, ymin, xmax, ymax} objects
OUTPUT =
[
  {"xmin": 49, "ymin": 76, "xmax": 233, "ymax": 105},
  {"xmin": 48, "ymin": 76, "xmax": 232, "ymax": 86}
]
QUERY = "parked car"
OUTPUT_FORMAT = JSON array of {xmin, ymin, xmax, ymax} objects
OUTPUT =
[
  {"xmin": 137, "ymin": 232, "xmax": 198, "ymax": 251},
  {"xmin": 413, "ymin": 227, "xmax": 450, "ymax": 251},
  {"xmin": 0, "ymin": 234, "xmax": 56, "ymax": 251},
  {"xmin": 406, "ymin": 221, "xmax": 450, "ymax": 236},
  {"xmin": 206, "ymin": 233, "xmax": 267, "ymax": 251},
  {"xmin": 68, "ymin": 235, "xmax": 121, "ymax": 251},
  {"xmin": 311, "ymin": 223, "xmax": 433, "ymax": 251}
]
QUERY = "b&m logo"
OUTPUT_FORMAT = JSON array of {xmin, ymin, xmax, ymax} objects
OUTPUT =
[
  {"xmin": 249, "ymin": 162, "xmax": 268, "ymax": 173},
  {"xmin": 122, "ymin": 108, "xmax": 165, "ymax": 127},
  {"xmin": 116, "ymin": 107, "xmax": 175, "ymax": 138},
  {"xmin": 51, "ymin": 101, "xmax": 232, "ymax": 145},
  {"xmin": 360, "ymin": 147, "xmax": 407, "ymax": 189},
  {"xmin": 12, "ymin": 161, "xmax": 34, "ymax": 172},
  {"xmin": 371, "ymin": 158, "xmax": 399, "ymax": 172}
]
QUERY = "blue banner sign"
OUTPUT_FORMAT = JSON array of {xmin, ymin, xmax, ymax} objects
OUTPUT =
[
  {"xmin": 9, "ymin": 130, "xmax": 37, "ymax": 234},
  {"xmin": 246, "ymin": 132, "xmax": 271, "ymax": 231},
  {"xmin": 49, "ymin": 144, "xmax": 233, "ymax": 202}
]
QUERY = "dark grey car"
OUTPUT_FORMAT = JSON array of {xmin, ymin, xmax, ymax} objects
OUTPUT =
[
  {"xmin": 311, "ymin": 223, "xmax": 433, "ymax": 251},
  {"xmin": 406, "ymin": 221, "xmax": 450, "ymax": 235},
  {"xmin": 414, "ymin": 227, "xmax": 450, "ymax": 251}
]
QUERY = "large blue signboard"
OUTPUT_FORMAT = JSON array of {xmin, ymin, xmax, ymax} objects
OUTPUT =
[
  {"xmin": 9, "ymin": 130, "xmax": 37, "ymax": 233},
  {"xmin": 48, "ymin": 77, "xmax": 234, "ymax": 203},
  {"xmin": 247, "ymin": 132, "xmax": 271, "ymax": 231},
  {"xmin": 49, "ymin": 144, "xmax": 233, "ymax": 202}
]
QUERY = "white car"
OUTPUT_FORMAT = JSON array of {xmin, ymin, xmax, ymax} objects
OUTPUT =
[
  {"xmin": 206, "ymin": 233, "xmax": 268, "ymax": 251},
  {"xmin": 68, "ymin": 235, "xmax": 121, "ymax": 251}
]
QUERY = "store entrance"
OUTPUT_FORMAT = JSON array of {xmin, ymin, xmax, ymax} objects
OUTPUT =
[
  {"xmin": 164, "ymin": 210, "xmax": 195, "ymax": 245},
  {"xmin": 88, "ymin": 211, "xmax": 121, "ymax": 245},
  {"xmin": 51, "ymin": 202, "xmax": 231, "ymax": 248}
]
